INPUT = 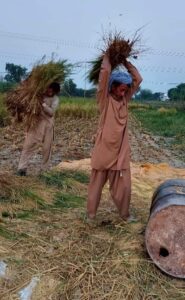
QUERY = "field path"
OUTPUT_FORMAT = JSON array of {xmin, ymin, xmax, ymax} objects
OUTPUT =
[
  {"xmin": 129, "ymin": 114, "xmax": 185, "ymax": 168},
  {"xmin": 0, "ymin": 114, "xmax": 184, "ymax": 174}
]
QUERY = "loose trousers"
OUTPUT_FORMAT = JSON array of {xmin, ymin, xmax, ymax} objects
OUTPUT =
[
  {"xmin": 87, "ymin": 168, "xmax": 131, "ymax": 219},
  {"xmin": 18, "ymin": 118, "xmax": 54, "ymax": 171}
]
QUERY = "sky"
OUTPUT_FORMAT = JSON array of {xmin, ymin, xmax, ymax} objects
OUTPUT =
[{"xmin": 0, "ymin": 0, "xmax": 185, "ymax": 93}]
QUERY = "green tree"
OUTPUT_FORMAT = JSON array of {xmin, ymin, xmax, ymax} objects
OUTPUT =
[
  {"xmin": 153, "ymin": 92, "xmax": 163, "ymax": 100},
  {"xmin": 135, "ymin": 88, "xmax": 154, "ymax": 100},
  {"xmin": 4, "ymin": 63, "xmax": 27, "ymax": 83},
  {"xmin": 0, "ymin": 81, "xmax": 15, "ymax": 92},
  {"xmin": 168, "ymin": 88, "xmax": 178, "ymax": 101},
  {"xmin": 168, "ymin": 83, "xmax": 185, "ymax": 101},
  {"xmin": 61, "ymin": 78, "xmax": 96, "ymax": 98},
  {"xmin": 62, "ymin": 79, "xmax": 77, "ymax": 96},
  {"xmin": 85, "ymin": 88, "xmax": 96, "ymax": 98}
]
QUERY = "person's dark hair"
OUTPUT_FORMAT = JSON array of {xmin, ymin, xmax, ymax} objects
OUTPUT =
[
  {"xmin": 111, "ymin": 81, "xmax": 131, "ymax": 90},
  {"xmin": 49, "ymin": 82, "xmax": 61, "ymax": 94}
]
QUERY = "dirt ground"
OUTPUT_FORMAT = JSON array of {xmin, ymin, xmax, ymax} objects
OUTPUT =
[
  {"xmin": 0, "ymin": 114, "xmax": 184, "ymax": 174},
  {"xmin": 129, "ymin": 115, "xmax": 185, "ymax": 168},
  {"xmin": 0, "ymin": 115, "xmax": 185, "ymax": 299},
  {"xmin": 0, "ymin": 159, "xmax": 185, "ymax": 299}
]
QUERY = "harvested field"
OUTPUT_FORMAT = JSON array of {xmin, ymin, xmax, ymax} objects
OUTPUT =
[
  {"xmin": 0, "ymin": 98, "xmax": 185, "ymax": 299},
  {"xmin": 0, "ymin": 160, "xmax": 185, "ymax": 299}
]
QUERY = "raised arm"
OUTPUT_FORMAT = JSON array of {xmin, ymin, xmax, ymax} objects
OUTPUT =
[
  {"xmin": 42, "ymin": 96, "xmax": 59, "ymax": 117},
  {"xmin": 96, "ymin": 53, "xmax": 112, "ymax": 113},
  {"xmin": 124, "ymin": 60, "xmax": 142, "ymax": 101}
]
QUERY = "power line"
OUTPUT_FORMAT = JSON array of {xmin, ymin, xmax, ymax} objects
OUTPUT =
[
  {"xmin": 1, "ymin": 52, "xmax": 185, "ymax": 75},
  {"xmin": 147, "ymin": 49, "xmax": 185, "ymax": 58},
  {"xmin": 0, "ymin": 30, "xmax": 97, "ymax": 49},
  {"xmin": 143, "ymin": 80, "xmax": 180, "ymax": 86},
  {"xmin": 74, "ymin": 61, "xmax": 185, "ymax": 74},
  {"xmin": 138, "ymin": 66, "xmax": 185, "ymax": 74},
  {"xmin": 0, "ymin": 51, "xmax": 39, "ymax": 61},
  {"xmin": 1, "ymin": 30, "xmax": 185, "ymax": 58}
]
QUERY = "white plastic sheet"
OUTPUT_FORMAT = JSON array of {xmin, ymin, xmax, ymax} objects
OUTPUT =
[
  {"xmin": 18, "ymin": 277, "xmax": 39, "ymax": 300},
  {"xmin": 0, "ymin": 261, "xmax": 7, "ymax": 277}
]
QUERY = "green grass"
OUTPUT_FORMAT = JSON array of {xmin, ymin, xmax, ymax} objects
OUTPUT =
[
  {"xmin": 59, "ymin": 97, "xmax": 94, "ymax": 104},
  {"xmin": 24, "ymin": 190, "xmax": 47, "ymax": 207},
  {"xmin": 0, "ymin": 93, "xmax": 10, "ymax": 127},
  {"xmin": 54, "ymin": 192, "xmax": 85, "ymax": 209},
  {"xmin": 0, "ymin": 170, "xmax": 88, "ymax": 224},
  {"xmin": 40, "ymin": 170, "xmax": 88, "ymax": 210},
  {"xmin": 40, "ymin": 170, "xmax": 89, "ymax": 188},
  {"xmin": 0, "ymin": 186, "xmax": 46, "ymax": 206},
  {"xmin": 131, "ymin": 104, "xmax": 185, "ymax": 139},
  {"xmin": 56, "ymin": 97, "xmax": 98, "ymax": 118},
  {"xmin": 0, "ymin": 224, "xmax": 17, "ymax": 240},
  {"xmin": 2, "ymin": 210, "xmax": 34, "ymax": 219},
  {"xmin": 16, "ymin": 210, "xmax": 34, "ymax": 219}
]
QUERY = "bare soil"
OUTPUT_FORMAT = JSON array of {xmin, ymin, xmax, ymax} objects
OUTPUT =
[{"xmin": 0, "ymin": 114, "xmax": 184, "ymax": 175}]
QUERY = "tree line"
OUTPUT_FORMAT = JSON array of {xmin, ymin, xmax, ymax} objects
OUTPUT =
[
  {"xmin": 1, "ymin": 62, "xmax": 185, "ymax": 101},
  {"xmin": 0, "ymin": 63, "xmax": 96, "ymax": 98},
  {"xmin": 135, "ymin": 85, "xmax": 185, "ymax": 101}
]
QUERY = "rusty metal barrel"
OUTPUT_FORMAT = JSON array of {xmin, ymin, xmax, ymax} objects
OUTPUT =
[{"xmin": 145, "ymin": 179, "xmax": 185, "ymax": 278}]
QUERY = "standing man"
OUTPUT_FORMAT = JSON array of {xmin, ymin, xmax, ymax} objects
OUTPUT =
[
  {"xmin": 87, "ymin": 53, "xmax": 142, "ymax": 221},
  {"xmin": 17, "ymin": 82, "xmax": 60, "ymax": 176}
]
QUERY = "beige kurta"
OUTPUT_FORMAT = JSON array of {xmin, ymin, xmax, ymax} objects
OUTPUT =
[
  {"xmin": 87, "ymin": 55, "xmax": 142, "ymax": 219},
  {"xmin": 18, "ymin": 95, "xmax": 59, "ymax": 171},
  {"xmin": 91, "ymin": 54, "xmax": 142, "ymax": 170}
]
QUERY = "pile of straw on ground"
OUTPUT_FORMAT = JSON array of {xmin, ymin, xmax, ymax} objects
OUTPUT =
[
  {"xmin": 0, "ymin": 172, "xmax": 27, "ymax": 203},
  {"xmin": 0, "ymin": 162, "xmax": 185, "ymax": 299},
  {"xmin": 6, "ymin": 60, "xmax": 71, "ymax": 129},
  {"xmin": 88, "ymin": 31, "xmax": 142, "ymax": 85}
]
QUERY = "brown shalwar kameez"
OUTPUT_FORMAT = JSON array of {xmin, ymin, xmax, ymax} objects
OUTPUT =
[
  {"xmin": 87, "ymin": 54, "xmax": 142, "ymax": 219},
  {"xmin": 18, "ymin": 95, "xmax": 59, "ymax": 172}
]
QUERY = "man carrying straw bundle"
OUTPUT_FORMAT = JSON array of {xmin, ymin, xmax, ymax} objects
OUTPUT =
[
  {"xmin": 6, "ymin": 59, "xmax": 70, "ymax": 175},
  {"xmin": 17, "ymin": 82, "xmax": 60, "ymax": 176},
  {"xmin": 87, "ymin": 35, "xmax": 142, "ymax": 221}
]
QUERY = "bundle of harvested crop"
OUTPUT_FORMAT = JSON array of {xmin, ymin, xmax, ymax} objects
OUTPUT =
[
  {"xmin": 6, "ymin": 59, "xmax": 71, "ymax": 129},
  {"xmin": 88, "ymin": 30, "xmax": 142, "ymax": 85}
]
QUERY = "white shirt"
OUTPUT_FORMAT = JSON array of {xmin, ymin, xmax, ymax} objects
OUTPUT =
[{"xmin": 42, "ymin": 95, "xmax": 59, "ymax": 119}]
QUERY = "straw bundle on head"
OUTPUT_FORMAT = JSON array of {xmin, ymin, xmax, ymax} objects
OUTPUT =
[
  {"xmin": 6, "ymin": 59, "xmax": 71, "ymax": 129},
  {"xmin": 88, "ymin": 31, "xmax": 142, "ymax": 85}
]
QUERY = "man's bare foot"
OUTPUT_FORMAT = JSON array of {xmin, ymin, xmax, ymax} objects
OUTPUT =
[{"xmin": 83, "ymin": 214, "xmax": 97, "ymax": 226}]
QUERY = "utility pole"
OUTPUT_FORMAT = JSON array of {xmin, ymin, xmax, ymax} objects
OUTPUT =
[{"xmin": 84, "ymin": 62, "xmax": 87, "ymax": 98}]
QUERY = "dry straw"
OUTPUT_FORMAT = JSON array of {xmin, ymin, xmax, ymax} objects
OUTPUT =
[
  {"xmin": 6, "ymin": 59, "xmax": 71, "ymax": 129},
  {"xmin": 0, "ymin": 163, "xmax": 185, "ymax": 299},
  {"xmin": 0, "ymin": 172, "xmax": 28, "ymax": 203},
  {"xmin": 88, "ymin": 30, "xmax": 143, "ymax": 85}
]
